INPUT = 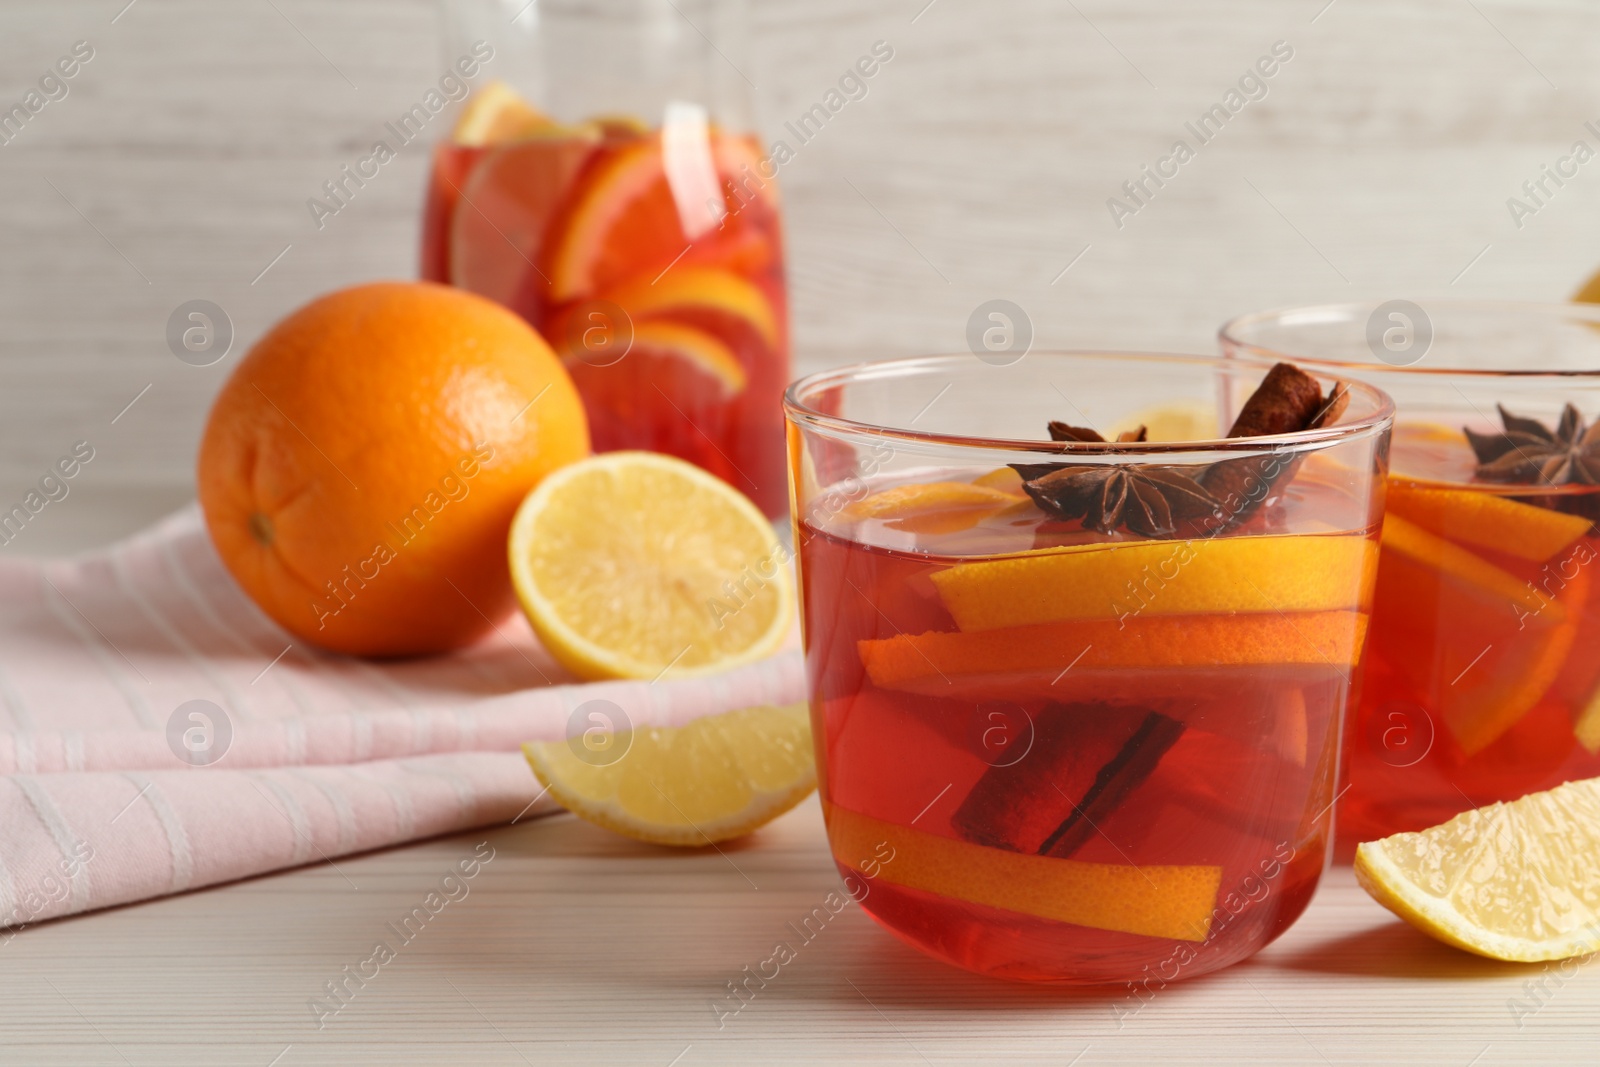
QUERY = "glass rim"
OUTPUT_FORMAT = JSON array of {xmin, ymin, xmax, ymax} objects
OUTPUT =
[
  {"xmin": 1219, "ymin": 299, "xmax": 1600, "ymax": 379},
  {"xmin": 783, "ymin": 351, "xmax": 1395, "ymax": 457}
]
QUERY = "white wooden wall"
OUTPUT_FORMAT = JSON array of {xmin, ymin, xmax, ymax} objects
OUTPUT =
[{"xmin": 2, "ymin": 0, "xmax": 1598, "ymax": 549}]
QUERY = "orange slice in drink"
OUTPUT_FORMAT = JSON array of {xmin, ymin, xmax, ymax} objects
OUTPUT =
[
  {"xmin": 1577, "ymin": 690, "xmax": 1600, "ymax": 754},
  {"xmin": 1372, "ymin": 522, "xmax": 1589, "ymax": 754},
  {"xmin": 845, "ymin": 481, "xmax": 1021, "ymax": 535},
  {"xmin": 858, "ymin": 610, "xmax": 1369, "ymax": 693},
  {"xmin": 544, "ymin": 132, "xmax": 779, "ymax": 302},
  {"xmin": 449, "ymin": 129, "xmax": 603, "ymax": 312},
  {"xmin": 971, "ymin": 467, "xmax": 1028, "ymax": 495},
  {"xmin": 599, "ymin": 266, "xmax": 778, "ymax": 349},
  {"xmin": 826, "ymin": 803, "xmax": 1222, "ymax": 942},
  {"xmin": 1446, "ymin": 572, "xmax": 1588, "ymax": 755},
  {"xmin": 1386, "ymin": 482, "xmax": 1593, "ymax": 563},
  {"xmin": 1380, "ymin": 513, "xmax": 1561, "ymax": 624},
  {"xmin": 931, "ymin": 534, "xmax": 1376, "ymax": 631},
  {"xmin": 452, "ymin": 80, "xmax": 555, "ymax": 145}
]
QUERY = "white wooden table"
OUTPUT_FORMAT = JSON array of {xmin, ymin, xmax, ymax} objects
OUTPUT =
[
  {"xmin": 4, "ymin": 790, "xmax": 1595, "ymax": 1066},
  {"xmin": 6, "ymin": 0, "xmax": 1600, "ymax": 1061}
]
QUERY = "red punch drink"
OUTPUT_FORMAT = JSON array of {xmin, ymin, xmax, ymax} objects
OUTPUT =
[
  {"xmin": 1341, "ymin": 425, "xmax": 1599, "ymax": 841},
  {"xmin": 1221, "ymin": 301, "xmax": 1600, "ymax": 846},
  {"xmin": 787, "ymin": 354, "xmax": 1392, "ymax": 983}
]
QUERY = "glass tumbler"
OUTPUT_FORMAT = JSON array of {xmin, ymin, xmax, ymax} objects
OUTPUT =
[
  {"xmin": 785, "ymin": 352, "xmax": 1392, "ymax": 984},
  {"xmin": 424, "ymin": 0, "xmax": 789, "ymax": 516},
  {"xmin": 1222, "ymin": 301, "xmax": 1600, "ymax": 848}
]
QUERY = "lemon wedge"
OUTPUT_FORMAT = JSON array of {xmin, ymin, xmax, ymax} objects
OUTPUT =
[
  {"xmin": 524, "ymin": 701, "xmax": 815, "ymax": 845},
  {"xmin": 509, "ymin": 451, "xmax": 791, "ymax": 681},
  {"xmin": 1354, "ymin": 778, "xmax": 1600, "ymax": 962}
]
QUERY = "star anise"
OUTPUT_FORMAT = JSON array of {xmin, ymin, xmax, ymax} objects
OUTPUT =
[
  {"xmin": 1015, "ymin": 363, "xmax": 1349, "ymax": 538},
  {"xmin": 1466, "ymin": 403, "xmax": 1600, "ymax": 486},
  {"xmin": 1013, "ymin": 464, "xmax": 1222, "ymax": 537}
]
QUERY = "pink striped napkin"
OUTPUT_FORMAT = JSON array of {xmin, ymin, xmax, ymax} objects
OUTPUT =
[{"xmin": 0, "ymin": 507, "xmax": 805, "ymax": 932}]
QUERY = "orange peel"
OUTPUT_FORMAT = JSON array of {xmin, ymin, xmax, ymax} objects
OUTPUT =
[
  {"xmin": 826, "ymin": 803, "xmax": 1222, "ymax": 942},
  {"xmin": 931, "ymin": 535, "xmax": 1376, "ymax": 631},
  {"xmin": 1380, "ymin": 513, "xmax": 1564, "ymax": 624},
  {"xmin": 1386, "ymin": 482, "xmax": 1592, "ymax": 564},
  {"xmin": 858, "ymin": 610, "xmax": 1369, "ymax": 692}
]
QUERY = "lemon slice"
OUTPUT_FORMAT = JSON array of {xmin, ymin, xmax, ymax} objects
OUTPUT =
[
  {"xmin": 509, "ymin": 451, "xmax": 791, "ymax": 680},
  {"xmin": 453, "ymin": 80, "xmax": 555, "ymax": 146},
  {"xmin": 523, "ymin": 701, "xmax": 815, "ymax": 845},
  {"xmin": 1354, "ymin": 778, "xmax": 1600, "ymax": 962}
]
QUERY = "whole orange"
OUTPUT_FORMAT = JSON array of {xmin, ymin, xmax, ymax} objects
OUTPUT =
[{"xmin": 197, "ymin": 281, "xmax": 589, "ymax": 657}]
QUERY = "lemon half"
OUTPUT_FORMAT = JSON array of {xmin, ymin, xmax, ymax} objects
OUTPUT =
[{"xmin": 509, "ymin": 451, "xmax": 792, "ymax": 681}]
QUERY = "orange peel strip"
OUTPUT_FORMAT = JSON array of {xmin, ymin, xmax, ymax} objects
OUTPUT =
[
  {"xmin": 1380, "ymin": 513, "xmax": 1564, "ymax": 625},
  {"xmin": 971, "ymin": 467, "xmax": 1028, "ymax": 496},
  {"xmin": 843, "ymin": 481, "xmax": 1023, "ymax": 536},
  {"xmin": 1444, "ymin": 567, "xmax": 1590, "ymax": 755},
  {"xmin": 1576, "ymin": 687, "xmax": 1600, "ymax": 755},
  {"xmin": 858, "ymin": 610, "xmax": 1369, "ymax": 690},
  {"xmin": 826, "ymin": 802, "xmax": 1222, "ymax": 942},
  {"xmin": 1386, "ymin": 482, "xmax": 1593, "ymax": 564},
  {"xmin": 931, "ymin": 535, "xmax": 1376, "ymax": 632}
]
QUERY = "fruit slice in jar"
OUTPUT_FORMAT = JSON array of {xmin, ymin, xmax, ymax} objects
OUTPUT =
[
  {"xmin": 826, "ymin": 802, "xmax": 1222, "ymax": 942},
  {"xmin": 626, "ymin": 321, "xmax": 748, "ymax": 396},
  {"xmin": 449, "ymin": 129, "xmax": 603, "ymax": 315},
  {"xmin": 452, "ymin": 80, "xmax": 554, "ymax": 145},
  {"xmin": 931, "ymin": 534, "xmax": 1376, "ymax": 631},
  {"xmin": 544, "ymin": 132, "xmax": 780, "ymax": 302},
  {"xmin": 1385, "ymin": 482, "xmax": 1593, "ymax": 564},
  {"xmin": 597, "ymin": 266, "xmax": 779, "ymax": 349},
  {"xmin": 556, "ymin": 323, "xmax": 751, "ymax": 461}
]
